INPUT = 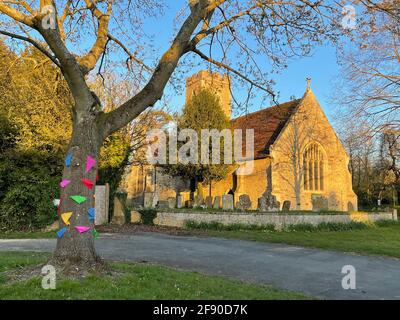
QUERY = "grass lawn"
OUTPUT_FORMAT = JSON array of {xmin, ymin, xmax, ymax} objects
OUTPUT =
[
  {"xmin": 0, "ymin": 231, "xmax": 55, "ymax": 239},
  {"xmin": 204, "ymin": 224, "xmax": 400, "ymax": 259},
  {"xmin": 0, "ymin": 251, "xmax": 310, "ymax": 300}
]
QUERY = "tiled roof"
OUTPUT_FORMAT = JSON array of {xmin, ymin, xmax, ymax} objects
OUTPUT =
[{"xmin": 232, "ymin": 100, "xmax": 300, "ymax": 159}]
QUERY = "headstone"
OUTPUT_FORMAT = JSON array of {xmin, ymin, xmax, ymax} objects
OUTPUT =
[
  {"xmin": 312, "ymin": 195, "xmax": 328, "ymax": 212},
  {"xmin": 176, "ymin": 194, "xmax": 183, "ymax": 209},
  {"xmin": 152, "ymin": 193, "xmax": 159, "ymax": 208},
  {"xmin": 112, "ymin": 196, "xmax": 125, "ymax": 225},
  {"xmin": 222, "ymin": 194, "xmax": 234, "ymax": 210},
  {"xmin": 167, "ymin": 197, "xmax": 176, "ymax": 209},
  {"xmin": 213, "ymin": 196, "xmax": 221, "ymax": 209},
  {"xmin": 236, "ymin": 194, "xmax": 252, "ymax": 211},
  {"xmin": 258, "ymin": 197, "xmax": 267, "ymax": 211},
  {"xmin": 157, "ymin": 200, "xmax": 169, "ymax": 209},
  {"xmin": 282, "ymin": 201, "xmax": 291, "ymax": 211},
  {"xmin": 185, "ymin": 200, "xmax": 194, "ymax": 208},
  {"xmin": 264, "ymin": 194, "xmax": 280, "ymax": 211},
  {"xmin": 193, "ymin": 194, "xmax": 204, "ymax": 208},
  {"xmin": 130, "ymin": 210, "xmax": 141, "ymax": 224},
  {"xmin": 144, "ymin": 192, "xmax": 154, "ymax": 208},
  {"xmin": 95, "ymin": 184, "xmax": 109, "ymax": 225},
  {"xmin": 205, "ymin": 196, "xmax": 213, "ymax": 209}
]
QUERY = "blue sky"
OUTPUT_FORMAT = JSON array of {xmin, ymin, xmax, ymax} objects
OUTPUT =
[{"xmin": 143, "ymin": 1, "xmax": 342, "ymax": 123}]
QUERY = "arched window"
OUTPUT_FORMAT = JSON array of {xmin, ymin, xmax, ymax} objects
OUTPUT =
[{"xmin": 303, "ymin": 143, "xmax": 324, "ymax": 191}]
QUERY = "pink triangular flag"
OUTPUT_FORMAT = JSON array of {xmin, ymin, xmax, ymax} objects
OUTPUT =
[
  {"xmin": 75, "ymin": 226, "xmax": 90, "ymax": 233},
  {"xmin": 60, "ymin": 179, "xmax": 71, "ymax": 188},
  {"xmin": 86, "ymin": 155, "xmax": 96, "ymax": 173},
  {"xmin": 81, "ymin": 178, "xmax": 94, "ymax": 189}
]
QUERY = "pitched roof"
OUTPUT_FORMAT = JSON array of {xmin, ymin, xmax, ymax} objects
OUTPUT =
[{"xmin": 232, "ymin": 100, "xmax": 300, "ymax": 159}]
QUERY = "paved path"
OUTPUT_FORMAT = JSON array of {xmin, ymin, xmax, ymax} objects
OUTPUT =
[{"xmin": 1, "ymin": 233, "xmax": 399, "ymax": 300}]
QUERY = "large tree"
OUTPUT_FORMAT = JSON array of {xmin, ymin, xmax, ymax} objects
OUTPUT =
[{"xmin": 0, "ymin": 0, "xmax": 350, "ymax": 270}]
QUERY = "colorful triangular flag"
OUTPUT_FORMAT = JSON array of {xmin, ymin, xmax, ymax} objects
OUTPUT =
[
  {"xmin": 60, "ymin": 179, "xmax": 71, "ymax": 188},
  {"xmin": 65, "ymin": 153, "xmax": 73, "ymax": 167},
  {"xmin": 92, "ymin": 229, "xmax": 99, "ymax": 240},
  {"xmin": 88, "ymin": 208, "xmax": 95, "ymax": 222},
  {"xmin": 86, "ymin": 155, "xmax": 96, "ymax": 173},
  {"xmin": 70, "ymin": 195, "xmax": 87, "ymax": 204},
  {"xmin": 61, "ymin": 212, "xmax": 73, "ymax": 226},
  {"xmin": 75, "ymin": 226, "xmax": 90, "ymax": 233},
  {"xmin": 81, "ymin": 178, "xmax": 94, "ymax": 190},
  {"xmin": 57, "ymin": 227, "xmax": 67, "ymax": 238}
]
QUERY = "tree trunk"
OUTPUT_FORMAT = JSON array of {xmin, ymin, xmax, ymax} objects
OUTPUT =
[{"xmin": 52, "ymin": 115, "xmax": 103, "ymax": 269}]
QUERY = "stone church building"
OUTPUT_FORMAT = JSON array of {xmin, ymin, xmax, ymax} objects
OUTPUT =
[{"xmin": 124, "ymin": 70, "xmax": 358, "ymax": 212}]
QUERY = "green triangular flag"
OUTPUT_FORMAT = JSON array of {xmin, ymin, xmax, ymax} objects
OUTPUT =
[
  {"xmin": 70, "ymin": 195, "xmax": 87, "ymax": 204},
  {"xmin": 92, "ymin": 229, "xmax": 98, "ymax": 240}
]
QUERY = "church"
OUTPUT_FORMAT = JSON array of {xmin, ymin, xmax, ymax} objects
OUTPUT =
[{"xmin": 125, "ymin": 70, "xmax": 358, "ymax": 212}]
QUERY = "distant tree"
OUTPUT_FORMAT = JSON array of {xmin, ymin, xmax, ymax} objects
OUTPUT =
[
  {"xmin": 163, "ymin": 89, "xmax": 231, "ymax": 195},
  {"xmin": 335, "ymin": 0, "xmax": 399, "ymax": 133},
  {"xmin": 379, "ymin": 130, "xmax": 400, "ymax": 205}
]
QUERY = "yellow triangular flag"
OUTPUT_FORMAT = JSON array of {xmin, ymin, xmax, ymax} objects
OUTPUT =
[{"xmin": 61, "ymin": 212, "xmax": 73, "ymax": 226}]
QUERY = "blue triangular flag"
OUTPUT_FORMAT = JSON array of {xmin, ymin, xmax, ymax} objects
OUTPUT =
[
  {"xmin": 88, "ymin": 208, "xmax": 95, "ymax": 221},
  {"xmin": 57, "ymin": 227, "xmax": 67, "ymax": 238},
  {"xmin": 65, "ymin": 153, "xmax": 73, "ymax": 167}
]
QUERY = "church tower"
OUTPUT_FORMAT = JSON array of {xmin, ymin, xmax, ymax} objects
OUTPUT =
[{"xmin": 186, "ymin": 70, "xmax": 232, "ymax": 119}]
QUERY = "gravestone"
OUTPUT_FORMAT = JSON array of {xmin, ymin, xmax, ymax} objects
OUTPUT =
[
  {"xmin": 95, "ymin": 184, "xmax": 109, "ymax": 225},
  {"xmin": 185, "ymin": 200, "xmax": 194, "ymax": 208},
  {"xmin": 176, "ymin": 194, "xmax": 183, "ymax": 209},
  {"xmin": 205, "ymin": 196, "xmax": 213, "ymax": 209},
  {"xmin": 213, "ymin": 196, "xmax": 221, "ymax": 209},
  {"xmin": 282, "ymin": 201, "xmax": 291, "ymax": 211},
  {"xmin": 157, "ymin": 200, "xmax": 169, "ymax": 209},
  {"xmin": 269, "ymin": 195, "xmax": 280, "ymax": 211},
  {"xmin": 112, "ymin": 196, "xmax": 125, "ymax": 225},
  {"xmin": 130, "ymin": 210, "xmax": 141, "ymax": 224},
  {"xmin": 193, "ymin": 194, "xmax": 204, "ymax": 208},
  {"xmin": 237, "ymin": 194, "xmax": 252, "ymax": 211},
  {"xmin": 222, "ymin": 194, "xmax": 234, "ymax": 210},
  {"xmin": 152, "ymin": 193, "xmax": 159, "ymax": 208},
  {"xmin": 312, "ymin": 195, "xmax": 328, "ymax": 212},
  {"xmin": 167, "ymin": 197, "xmax": 176, "ymax": 209},
  {"xmin": 144, "ymin": 192, "xmax": 154, "ymax": 208},
  {"xmin": 258, "ymin": 197, "xmax": 267, "ymax": 211}
]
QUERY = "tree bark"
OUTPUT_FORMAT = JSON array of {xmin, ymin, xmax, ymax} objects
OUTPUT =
[{"xmin": 52, "ymin": 112, "xmax": 103, "ymax": 268}]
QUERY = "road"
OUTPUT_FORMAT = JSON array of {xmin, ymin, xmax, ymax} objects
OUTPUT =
[{"xmin": 1, "ymin": 232, "xmax": 399, "ymax": 300}]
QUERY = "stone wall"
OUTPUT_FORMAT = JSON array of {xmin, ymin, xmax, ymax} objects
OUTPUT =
[{"xmin": 154, "ymin": 210, "xmax": 397, "ymax": 229}]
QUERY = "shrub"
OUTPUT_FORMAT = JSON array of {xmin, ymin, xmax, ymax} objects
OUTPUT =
[
  {"xmin": 0, "ymin": 150, "xmax": 62, "ymax": 231},
  {"xmin": 139, "ymin": 209, "xmax": 158, "ymax": 225},
  {"xmin": 285, "ymin": 223, "xmax": 315, "ymax": 232},
  {"xmin": 185, "ymin": 221, "xmax": 276, "ymax": 232},
  {"xmin": 374, "ymin": 219, "xmax": 399, "ymax": 228}
]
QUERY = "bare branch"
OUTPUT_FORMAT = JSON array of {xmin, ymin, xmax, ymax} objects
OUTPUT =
[
  {"xmin": 191, "ymin": 47, "xmax": 276, "ymax": 99},
  {"xmin": 0, "ymin": 2, "xmax": 34, "ymax": 26},
  {"xmin": 0, "ymin": 29, "xmax": 60, "ymax": 67}
]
